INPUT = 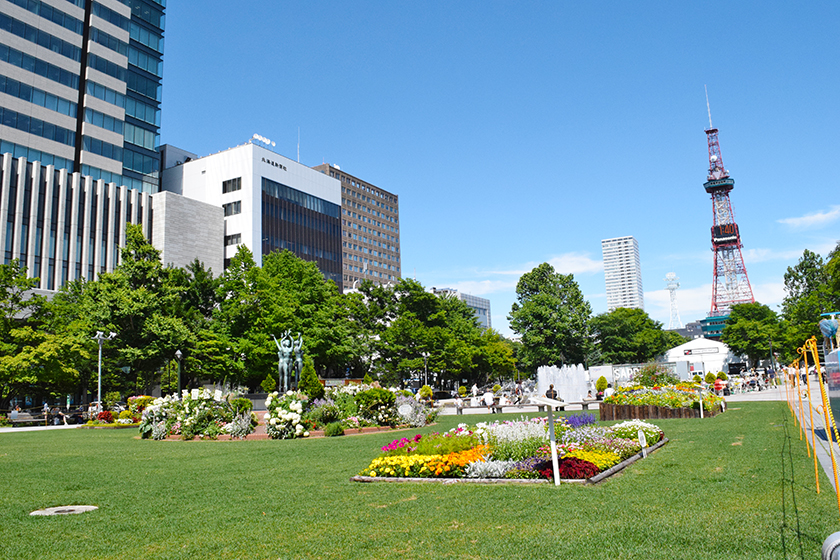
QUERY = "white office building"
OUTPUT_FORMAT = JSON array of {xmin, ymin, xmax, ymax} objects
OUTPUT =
[
  {"xmin": 431, "ymin": 287, "xmax": 492, "ymax": 330},
  {"xmin": 161, "ymin": 141, "xmax": 344, "ymax": 288},
  {"xmin": 601, "ymin": 235, "xmax": 644, "ymax": 312}
]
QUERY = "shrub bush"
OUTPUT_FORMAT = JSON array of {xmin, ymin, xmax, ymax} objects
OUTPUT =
[
  {"xmin": 97, "ymin": 410, "xmax": 113, "ymax": 423},
  {"xmin": 596, "ymin": 376, "xmax": 608, "ymax": 393},
  {"xmin": 458, "ymin": 385, "xmax": 467, "ymax": 397},
  {"xmin": 363, "ymin": 373, "xmax": 373, "ymax": 384},
  {"xmin": 492, "ymin": 384, "xmax": 501, "ymax": 393},
  {"xmin": 324, "ymin": 421, "xmax": 345, "ymax": 437},
  {"xmin": 260, "ymin": 374, "xmax": 276, "ymax": 393},
  {"xmin": 693, "ymin": 374, "xmax": 702, "ymax": 383},
  {"xmin": 118, "ymin": 410, "xmax": 134, "ymax": 420},
  {"xmin": 631, "ymin": 364, "xmax": 680, "ymax": 387},
  {"xmin": 229, "ymin": 397, "xmax": 253, "ymax": 416},
  {"xmin": 705, "ymin": 372, "xmax": 717, "ymax": 384},
  {"xmin": 716, "ymin": 371, "xmax": 729, "ymax": 381},
  {"xmin": 304, "ymin": 397, "xmax": 341, "ymax": 427},
  {"xmin": 417, "ymin": 385, "xmax": 433, "ymax": 400},
  {"xmin": 299, "ymin": 356, "xmax": 324, "ymax": 399}
]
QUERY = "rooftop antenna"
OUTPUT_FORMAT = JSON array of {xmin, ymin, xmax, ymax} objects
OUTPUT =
[{"xmin": 704, "ymin": 85, "xmax": 713, "ymax": 129}]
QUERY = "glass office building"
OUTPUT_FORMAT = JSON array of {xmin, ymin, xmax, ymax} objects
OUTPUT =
[{"xmin": 0, "ymin": 0, "xmax": 165, "ymax": 193}]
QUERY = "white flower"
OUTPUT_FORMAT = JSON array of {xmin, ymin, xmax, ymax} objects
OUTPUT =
[
  {"xmin": 263, "ymin": 413, "xmax": 270, "ymax": 420},
  {"xmin": 270, "ymin": 418, "xmax": 278, "ymax": 425},
  {"xmin": 303, "ymin": 431, "xmax": 309, "ymax": 437},
  {"xmin": 286, "ymin": 391, "xmax": 293, "ymax": 396}
]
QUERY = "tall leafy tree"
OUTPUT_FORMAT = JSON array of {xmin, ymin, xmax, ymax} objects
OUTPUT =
[
  {"xmin": 590, "ymin": 307, "xmax": 686, "ymax": 365},
  {"xmin": 720, "ymin": 302, "xmax": 779, "ymax": 367},
  {"xmin": 780, "ymin": 249, "xmax": 834, "ymax": 362},
  {"xmin": 508, "ymin": 263, "xmax": 592, "ymax": 372}
]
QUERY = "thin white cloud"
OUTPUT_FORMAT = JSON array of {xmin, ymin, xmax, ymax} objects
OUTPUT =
[
  {"xmin": 742, "ymin": 248, "xmax": 807, "ymax": 263},
  {"xmin": 446, "ymin": 279, "xmax": 518, "ymax": 296},
  {"xmin": 487, "ymin": 252, "xmax": 603, "ymax": 276},
  {"xmin": 778, "ymin": 206, "xmax": 840, "ymax": 229}
]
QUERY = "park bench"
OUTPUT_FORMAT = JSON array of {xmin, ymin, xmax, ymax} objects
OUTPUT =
[{"xmin": 8, "ymin": 412, "xmax": 46, "ymax": 427}]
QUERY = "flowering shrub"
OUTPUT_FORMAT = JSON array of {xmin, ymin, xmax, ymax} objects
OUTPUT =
[
  {"xmin": 359, "ymin": 445, "xmax": 489, "ymax": 478},
  {"xmin": 564, "ymin": 448, "xmax": 621, "ymax": 471},
  {"xmin": 631, "ymin": 364, "xmax": 681, "ymax": 387},
  {"xmin": 553, "ymin": 457, "xmax": 600, "ymax": 479},
  {"xmin": 264, "ymin": 391, "xmax": 309, "ymax": 439},
  {"xmin": 382, "ymin": 434, "xmax": 423, "ymax": 455},
  {"xmin": 395, "ymin": 395, "xmax": 438, "ymax": 427},
  {"xmin": 610, "ymin": 419, "xmax": 663, "ymax": 444},
  {"xmin": 139, "ymin": 390, "xmax": 255, "ymax": 440},
  {"xmin": 97, "ymin": 410, "xmax": 113, "ymax": 423},
  {"xmin": 566, "ymin": 412, "xmax": 597, "ymax": 429}
]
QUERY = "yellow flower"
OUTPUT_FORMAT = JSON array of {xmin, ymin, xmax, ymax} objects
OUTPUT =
[{"xmin": 370, "ymin": 470, "xmax": 377, "ymax": 477}]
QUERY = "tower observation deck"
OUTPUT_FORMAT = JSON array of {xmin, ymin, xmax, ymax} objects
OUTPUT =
[{"xmin": 704, "ymin": 125, "xmax": 755, "ymax": 315}]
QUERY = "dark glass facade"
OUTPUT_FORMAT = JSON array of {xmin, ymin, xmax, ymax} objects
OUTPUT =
[{"xmin": 260, "ymin": 177, "xmax": 342, "ymax": 289}]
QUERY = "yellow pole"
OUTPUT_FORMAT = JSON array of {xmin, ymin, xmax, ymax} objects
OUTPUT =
[
  {"xmin": 801, "ymin": 346, "xmax": 821, "ymax": 493},
  {"xmin": 807, "ymin": 336, "xmax": 840, "ymax": 522},
  {"xmin": 786, "ymin": 362, "xmax": 796, "ymax": 417},
  {"xmin": 797, "ymin": 348, "xmax": 810, "ymax": 454}
]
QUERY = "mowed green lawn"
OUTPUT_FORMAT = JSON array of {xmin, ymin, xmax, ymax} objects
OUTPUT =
[{"xmin": 1, "ymin": 401, "xmax": 837, "ymax": 560}]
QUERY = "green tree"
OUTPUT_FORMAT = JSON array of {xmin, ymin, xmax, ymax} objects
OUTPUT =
[
  {"xmin": 508, "ymin": 263, "xmax": 592, "ymax": 372},
  {"xmin": 0, "ymin": 261, "xmax": 93, "ymax": 408},
  {"xmin": 720, "ymin": 302, "xmax": 779, "ymax": 368},
  {"xmin": 590, "ymin": 308, "xmax": 686, "ymax": 365},
  {"xmin": 779, "ymin": 249, "xmax": 831, "ymax": 362}
]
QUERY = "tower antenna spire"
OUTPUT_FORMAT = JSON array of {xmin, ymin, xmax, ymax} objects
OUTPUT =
[{"xmin": 705, "ymin": 85, "xmax": 713, "ymax": 129}]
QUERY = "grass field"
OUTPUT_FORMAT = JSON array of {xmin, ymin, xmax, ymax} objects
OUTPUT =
[{"xmin": 1, "ymin": 401, "xmax": 837, "ymax": 559}]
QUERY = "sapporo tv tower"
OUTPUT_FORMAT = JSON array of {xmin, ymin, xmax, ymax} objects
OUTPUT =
[{"xmin": 703, "ymin": 92, "xmax": 755, "ymax": 324}]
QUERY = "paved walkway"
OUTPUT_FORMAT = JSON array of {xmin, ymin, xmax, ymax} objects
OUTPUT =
[{"xmin": 0, "ymin": 423, "xmax": 78, "ymax": 434}]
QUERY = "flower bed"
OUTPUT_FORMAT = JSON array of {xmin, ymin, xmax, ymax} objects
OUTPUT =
[
  {"xmin": 601, "ymin": 384, "xmax": 724, "ymax": 420},
  {"xmin": 139, "ymin": 383, "xmax": 438, "ymax": 441},
  {"xmin": 355, "ymin": 415, "xmax": 665, "ymax": 483}
]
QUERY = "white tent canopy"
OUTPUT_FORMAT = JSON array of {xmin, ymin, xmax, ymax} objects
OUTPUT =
[{"xmin": 663, "ymin": 338, "xmax": 740, "ymax": 376}]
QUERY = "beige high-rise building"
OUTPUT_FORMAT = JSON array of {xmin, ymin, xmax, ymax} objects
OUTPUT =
[{"xmin": 312, "ymin": 164, "xmax": 401, "ymax": 289}]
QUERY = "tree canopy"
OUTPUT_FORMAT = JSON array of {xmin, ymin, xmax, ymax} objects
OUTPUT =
[
  {"xmin": 508, "ymin": 263, "xmax": 592, "ymax": 372},
  {"xmin": 590, "ymin": 308, "xmax": 686, "ymax": 365}
]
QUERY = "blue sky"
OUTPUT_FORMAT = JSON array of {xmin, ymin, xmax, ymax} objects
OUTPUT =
[{"xmin": 159, "ymin": 2, "xmax": 839, "ymax": 337}]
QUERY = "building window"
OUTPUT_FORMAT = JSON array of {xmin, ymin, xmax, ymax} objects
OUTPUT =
[
  {"xmin": 223, "ymin": 177, "xmax": 242, "ymax": 193},
  {"xmin": 225, "ymin": 233, "xmax": 241, "ymax": 246},
  {"xmin": 223, "ymin": 201, "xmax": 241, "ymax": 216}
]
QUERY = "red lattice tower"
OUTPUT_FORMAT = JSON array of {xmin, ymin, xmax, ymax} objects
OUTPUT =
[{"xmin": 704, "ymin": 125, "xmax": 755, "ymax": 315}]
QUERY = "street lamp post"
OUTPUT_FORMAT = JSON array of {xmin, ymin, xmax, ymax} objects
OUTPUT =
[
  {"xmin": 92, "ymin": 331, "xmax": 117, "ymax": 413},
  {"xmin": 175, "ymin": 350, "xmax": 183, "ymax": 398},
  {"xmin": 421, "ymin": 352, "xmax": 429, "ymax": 387}
]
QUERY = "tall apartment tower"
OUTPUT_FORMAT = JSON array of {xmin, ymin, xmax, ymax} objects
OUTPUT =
[
  {"xmin": 0, "ymin": 0, "xmax": 165, "ymax": 193},
  {"xmin": 601, "ymin": 235, "xmax": 644, "ymax": 312},
  {"xmin": 312, "ymin": 163, "xmax": 401, "ymax": 289}
]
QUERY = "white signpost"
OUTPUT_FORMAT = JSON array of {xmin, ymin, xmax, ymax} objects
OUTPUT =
[
  {"xmin": 638, "ymin": 429, "xmax": 648, "ymax": 458},
  {"xmin": 530, "ymin": 396, "xmax": 568, "ymax": 486}
]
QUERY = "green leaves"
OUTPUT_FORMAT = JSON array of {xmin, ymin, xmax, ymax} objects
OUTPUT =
[
  {"xmin": 590, "ymin": 308, "xmax": 684, "ymax": 365},
  {"xmin": 720, "ymin": 303, "xmax": 779, "ymax": 367},
  {"xmin": 508, "ymin": 263, "xmax": 592, "ymax": 372}
]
